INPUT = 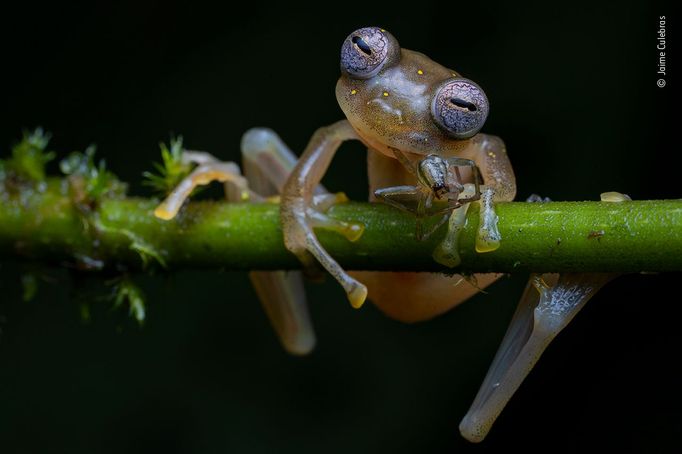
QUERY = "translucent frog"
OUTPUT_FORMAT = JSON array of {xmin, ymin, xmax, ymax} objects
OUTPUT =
[{"xmin": 152, "ymin": 27, "xmax": 618, "ymax": 443}]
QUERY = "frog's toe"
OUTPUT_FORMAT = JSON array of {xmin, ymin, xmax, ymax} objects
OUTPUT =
[
  {"xmin": 313, "ymin": 192, "xmax": 349, "ymax": 208},
  {"xmin": 433, "ymin": 200, "xmax": 471, "ymax": 268},
  {"xmin": 525, "ymin": 193, "xmax": 552, "ymax": 202},
  {"xmin": 309, "ymin": 192, "xmax": 365, "ymax": 242},
  {"xmin": 600, "ymin": 191, "xmax": 632, "ymax": 202},
  {"xmin": 154, "ymin": 160, "xmax": 251, "ymax": 220},
  {"xmin": 283, "ymin": 211, "xmax": 367, "ymax": 309},
  {"xmin": 309, "ymin": 210, "xmax": 364, "ymax": 242},
  {"xmin": 347, "ymin": 281, "xmax": 368, "ymax": 309}
]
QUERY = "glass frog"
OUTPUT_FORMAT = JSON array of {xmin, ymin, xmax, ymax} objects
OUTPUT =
[{"xmin": 152, "ymin": 27, "xmax": 615, "ymax": 443}]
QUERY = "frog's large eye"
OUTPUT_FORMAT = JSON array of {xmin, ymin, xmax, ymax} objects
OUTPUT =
[
  {"xmin": 431, "ymin": 79, "xmax": 489, "ymax": 139},
  {"xmin": 340, "ymin": 27, "xmax": 399, "ymax": 79}
]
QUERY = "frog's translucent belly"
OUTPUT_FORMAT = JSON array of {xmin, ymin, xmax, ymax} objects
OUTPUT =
[{"xmin": 350, "ymin": 270, "xmax": 501, "ymax": 322}]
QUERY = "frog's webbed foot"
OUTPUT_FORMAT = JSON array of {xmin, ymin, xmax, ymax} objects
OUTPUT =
[
  {"xmin": 459, "ymin": 273, "xmax": 616, "ymax": 442},
  {"xmin": 525, "ymin": 193, "xmax": 552, "ymax": 203},
  {"xmin": 460, "ymin": 134, "xmax": 517, "ymax": 253},
  {"xmin": 306, "ymin": 192, "xmax": 364, "ymax": 242},
  {"xmin": 475, "ymin": 186, "xmax": 501, "ymax": 253},
  {"xmin": 600, "ymin": 191, "xmax": 631, "ymax": 202},
  {"xmin": 153, "ymin": 151, "xmax": 255, "ymax": 220},
  {"xmin": 283, "ymin": 191, "xmax": 368, "ymax": 309},
  {"xmin": 281, "ymin": 120, "xmax": 368, "ymax": 308},
  {"xmin": 432, "ymin": 183, "xmax": 478, "ymax": 267}
]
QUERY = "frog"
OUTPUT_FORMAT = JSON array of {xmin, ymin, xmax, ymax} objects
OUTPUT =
[{"xmin": 152, "ymin": 26, "xmax": 614, "ymax": 443}]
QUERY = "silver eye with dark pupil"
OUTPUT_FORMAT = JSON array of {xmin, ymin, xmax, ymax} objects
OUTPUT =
[
  {"xmin": 431, "ymin": 78, "xmax": 489, "ymax": 139},
  {"xmin": 340, "ymin": 27, "xmax": 398, "ymax": 79},
  {"xmin": 351, "ymin": 36, "xmax": 373, "ymax": 55}
]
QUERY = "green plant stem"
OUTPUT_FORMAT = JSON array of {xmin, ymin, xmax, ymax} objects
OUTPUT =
[{"xmin": 1, "ymin": 184, "xmax": 680, "ymax": 273}]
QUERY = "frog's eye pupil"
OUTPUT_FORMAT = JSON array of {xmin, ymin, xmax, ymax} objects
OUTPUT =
[
  {"xmin": 431, "ymin": 78, "xmax": 489, "ymax": 139},
  {"xmin": 450, "ymin": 98, "xmax": 478, "ymax": 112},
  {"xmin": 341, "ymin": 27, "xmax": 397, "ymax": 79},
  {"xmin": 351, "ymin": 36, "xmax": 373, "ymax": 55}
]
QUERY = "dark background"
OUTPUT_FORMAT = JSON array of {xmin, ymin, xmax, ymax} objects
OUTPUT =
[{"xmin": 0, "ymin": 1, "xmax": 677, "ymax": 452}]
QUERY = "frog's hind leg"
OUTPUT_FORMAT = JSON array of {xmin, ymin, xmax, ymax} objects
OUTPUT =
[
  {"xmin": 459, "ymin": 273, "xmax": 616, "ymax": 442},
  {"xmin": 153, "ymin": 132, "xmax": 316, "ymax": 355},
  {"xmin": 241, "ymin": 128, "xmax": 317, "ymax": 355},
  {"xmin": 248, "ymin": 270, "xmax": 313, "ymax": 355}
]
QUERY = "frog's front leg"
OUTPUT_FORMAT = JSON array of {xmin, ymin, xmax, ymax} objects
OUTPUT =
[
  {"xmin": 280, "ymin": 120, "xmax": 368, "ymax": 308},
  {"xmin": 461, "ymin": 134, "xmax": 517, "ymax": 252},
  {"xmin": 241, "ymin": 129, "xmax": 323, "ymax": 355}
]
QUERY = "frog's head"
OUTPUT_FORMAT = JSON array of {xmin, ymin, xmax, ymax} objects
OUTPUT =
[{"xmin": 336, "ymin": 27, "xmax": 489, "ymax": 156}]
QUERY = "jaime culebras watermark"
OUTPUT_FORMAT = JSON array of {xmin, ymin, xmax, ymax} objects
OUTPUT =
[{"xmin": 657, "ymin": 16, "xmax": 667, "ymax": 87}]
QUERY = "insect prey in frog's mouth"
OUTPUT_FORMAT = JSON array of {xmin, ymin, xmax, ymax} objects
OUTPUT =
[{"xmin": 432, "ymin": 184, "xmax": 449, "ymax": 199}]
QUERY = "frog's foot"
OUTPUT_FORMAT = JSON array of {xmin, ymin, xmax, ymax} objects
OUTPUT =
[
  {"xmin": 153, "ymin": 151, "xmax": 253, "ymax": 220},
  {"xmin": 283, "ymin": 193, "xmax": 368, "ymax": 309},
  {"xmin": 459, "ymin": 272, "xmax": 616, "ymax": 443},
  {"xmin": 433, "ymin": 184, "xmax": 477, "ymax": 267},
  {"xmin": 525, "ymin": 193, "xmax": 552, "ymax": 203},
  {"xmin": 475, "ymin": 186, "xmax": 501, "ymax": 253},
  {"xmin": 600, "ymin": 191, "xmax": 631, "ymax": 202},
  {"xmin": 309, "ymin": 192, "xmax": 365, "ymax": 242}
]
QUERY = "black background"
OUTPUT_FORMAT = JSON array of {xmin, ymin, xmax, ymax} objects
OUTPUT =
[{"xmin": 0, "ymin": 1, "xmax": 678, "ymax": 452}]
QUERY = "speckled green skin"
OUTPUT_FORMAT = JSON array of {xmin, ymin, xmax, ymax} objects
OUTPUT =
[{"xmin": 1, "ymin": 184, "xmax": 680, "ymax": 272}]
